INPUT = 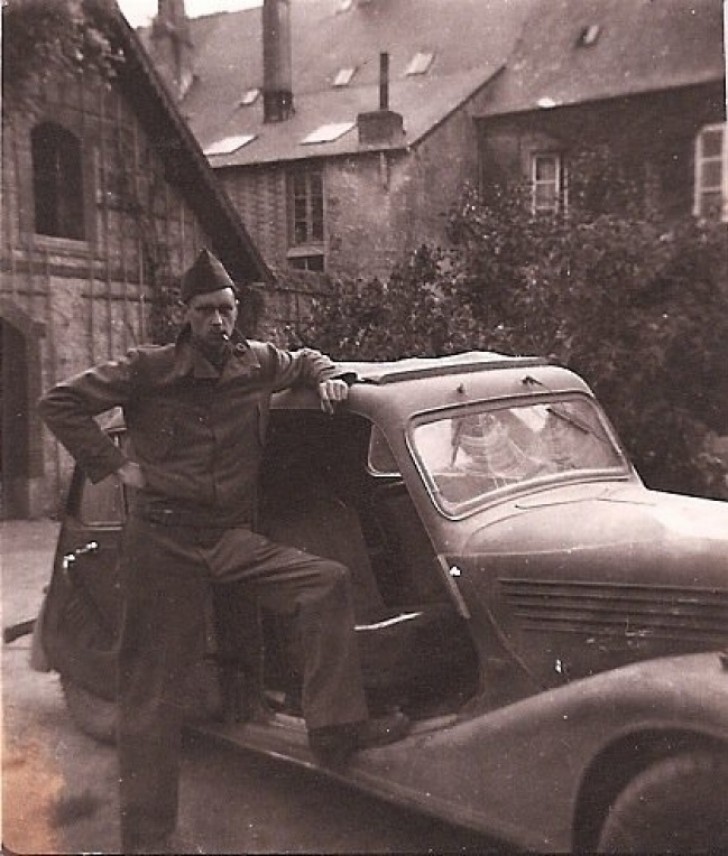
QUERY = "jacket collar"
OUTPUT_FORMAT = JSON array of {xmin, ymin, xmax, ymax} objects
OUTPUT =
[{"xmin": 174, "ymin": 326, "xmax": 261, "ymax": 381}]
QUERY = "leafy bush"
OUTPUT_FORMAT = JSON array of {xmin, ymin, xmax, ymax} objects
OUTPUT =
[
  {"xmin": 2, "ymin": 0, "xmax": 121, "ymax": 111},
  {"xmin": 298, "ymin": 183, "xmax": 728, "ymax": 497}
]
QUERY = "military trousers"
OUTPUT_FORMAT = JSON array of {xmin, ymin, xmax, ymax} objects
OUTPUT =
[{"xmin": 117, "ymin": 512, "xmax": 369, "ymax": 851}]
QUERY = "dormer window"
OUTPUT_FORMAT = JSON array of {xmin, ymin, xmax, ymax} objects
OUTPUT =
[
  {"xmin": 577, "ymin": 24, "xmax": 601, "ymax": 47},
  {"xmin": 301, "ymin": 122, "xmax": 355, "ymax": 145},
  {"xmin": 405, "ymin": 51, "xmax": 434, "ymax": 76},
  {"xmin": 333, "ymin": 67, "xmax": 356, "ymax": 87},
  {"xmin": 204, "ymin": 134, "xmax": 256, "ymax": 156},
  {"xmin": 31, "ymin": 122, "xmax": 85, "ymax": 240}
]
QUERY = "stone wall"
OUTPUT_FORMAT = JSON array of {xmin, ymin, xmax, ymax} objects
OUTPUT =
[
  {"xmin": 1, "ymin": 74, "xmax": 213, "ymax": 517},
  {"xmin": 217, "ymin": 89, "xmax": 489, "ymax": 284},
  {"xmin": 478, "ymin": 82, "xmax": 726, "ymax": 220}
]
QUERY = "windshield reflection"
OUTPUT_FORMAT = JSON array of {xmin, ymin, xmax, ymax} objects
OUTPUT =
[{"xmin": 413, "ymin": 398, "xmax": 626, "ymax": 514}]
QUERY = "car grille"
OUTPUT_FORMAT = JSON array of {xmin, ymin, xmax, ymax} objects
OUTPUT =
[{"xmin": 500, "ymin": 578, "xmax": 728, "ymax": 643}]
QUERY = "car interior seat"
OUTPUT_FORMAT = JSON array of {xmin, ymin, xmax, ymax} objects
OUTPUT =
[{"xmin": 260, "ymin": 471, "xmax": 477, "ymax": 710}]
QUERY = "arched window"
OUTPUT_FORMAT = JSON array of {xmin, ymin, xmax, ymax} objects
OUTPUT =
[{"xmin": 31, "ymin": 122, "xmax": 85, "ymax": 240}]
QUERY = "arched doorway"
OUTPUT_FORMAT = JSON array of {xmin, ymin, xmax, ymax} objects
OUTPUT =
[{"xmin": 1, "ymin": 318, "xmax": 31, "ymax": 518}]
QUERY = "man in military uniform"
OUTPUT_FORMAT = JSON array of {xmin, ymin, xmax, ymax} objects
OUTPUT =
[{"xmin": 39, "ymin": 249, "xmax": 408, "ymax": 854}]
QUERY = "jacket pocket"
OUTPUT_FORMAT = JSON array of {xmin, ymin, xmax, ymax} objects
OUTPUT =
[{"xmin": 128, "ymin": 405, "xmax": 177, "ymax": 462}]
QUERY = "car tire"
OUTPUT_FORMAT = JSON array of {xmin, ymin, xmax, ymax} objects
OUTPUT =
[
  {"xmin": 596, "ymin": 749, "xmax": 728, "ymax": 853},
  {"xmin": 60, "ymin": 661, "xmax": 223, "ymax": 745},
  {"xmin": 60, "ymin": 674, "xmax": 118, "ymax": 745}
]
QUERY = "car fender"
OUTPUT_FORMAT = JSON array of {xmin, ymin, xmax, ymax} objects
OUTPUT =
[{"xmin": 348, "ymin": 652, "xmax": 728, "ymax": 852}]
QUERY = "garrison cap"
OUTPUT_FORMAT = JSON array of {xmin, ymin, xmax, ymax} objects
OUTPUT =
[{"xmin": 180, "ymin": 249, "xmax": 237, "ymax": 303}]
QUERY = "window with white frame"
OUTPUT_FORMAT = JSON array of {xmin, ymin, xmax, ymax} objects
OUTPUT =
[
  {"xmin": 531, "ymin": 152, "xmax": 567, "ymax": 214},
  {"xmin": 287, "ymin": 163, "xmax": 325, "ymax": 270},
  {"xmin": 694, "ymin": 123, "xmax": 727, "ymax": 221}
]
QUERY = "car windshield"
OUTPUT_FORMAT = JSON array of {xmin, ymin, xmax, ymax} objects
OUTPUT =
[{"xmin": 412, "ymin": 397, "xmax": 626, "ymax": 515}]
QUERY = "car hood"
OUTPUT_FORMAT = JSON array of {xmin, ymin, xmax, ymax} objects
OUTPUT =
[{"xmin": 462, "ymin": 483, "xmax": 728, "ymax": 585}]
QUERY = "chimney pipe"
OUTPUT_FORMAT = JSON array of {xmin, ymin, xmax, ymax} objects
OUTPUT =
[
  {"xmin": 151, "ymin": 0, "xmax": 193, "ymax": 101},
  {"xmin": 357, "ymin": 50, "xmax": 404, "ymax": 147},
  {"xmin": 262, "ymin": 0, "xmax": 294, "ymax": 122},
  {"xmin": 379, "ymin": 52, "xmax": 389, "ymax": 110}
]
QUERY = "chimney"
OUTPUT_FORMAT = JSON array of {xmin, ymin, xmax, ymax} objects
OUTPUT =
[
  {"xmin": 357, "ymin": 52, "xmax": 404, "ymax": 147},
  {"xmin": 379, "ymin": 51, "xmax": 389, "ymax": 110},
  {"xmin": 262, "ymin": 0, "xmax": 294, "ymax": 123},
  {"xmin": 151, "ymin": 0, "xmax": 194, "ymax": 101}
]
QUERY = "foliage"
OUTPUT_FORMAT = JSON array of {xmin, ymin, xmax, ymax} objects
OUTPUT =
[
  {"xmin": 2, "ymin": 0, "xmax": 121, "ymax": 110},
  {"xmin": 297, "ymin": 180, "xmax": 728, "ymax": 497},
  {"xmin": 291, "ymin": 246, "xmax": 490, "ymax": 359}
]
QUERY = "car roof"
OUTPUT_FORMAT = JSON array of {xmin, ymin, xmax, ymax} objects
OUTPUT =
[
  {"xmin": 272, "ymin": 351, "xmax": 595, "ymax": 419},
  {"xmin": 337, "ymin": 351, "xmax": 546, "ymax": 384},
  {"xmin": 98, "ymin": 350, "xmax": 590, "ymax": 431}
]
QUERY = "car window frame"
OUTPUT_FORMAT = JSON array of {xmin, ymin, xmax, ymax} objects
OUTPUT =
[
  {"xmin": 406, "ymin": 391, "xmax": 632, "ymax": 521},
  {"xmin": 366, "ymin": 423, "xmax": 401, "ymax": 478}
]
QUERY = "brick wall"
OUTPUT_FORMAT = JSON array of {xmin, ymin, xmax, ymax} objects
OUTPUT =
[
  {"xmin": 220, "ymin": 164, "xmax": 288, "ymax": 270},
  {"xmin": 216, "ymin": 93, "xmax": 488, "ymax": 285}
]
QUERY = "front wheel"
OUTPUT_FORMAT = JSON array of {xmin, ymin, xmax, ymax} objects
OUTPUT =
[{"xmin": 597, "ymin": 749, "xmax": 728, "ymax": 853}]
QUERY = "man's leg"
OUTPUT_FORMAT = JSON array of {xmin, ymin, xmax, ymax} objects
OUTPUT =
[
  {"xmin": 117, "ymin": 516, "xmax": 207, "ymax": 853},
  {"xmin": 207, "ymin": 527, "xmax": 368, "ymax": 730}
]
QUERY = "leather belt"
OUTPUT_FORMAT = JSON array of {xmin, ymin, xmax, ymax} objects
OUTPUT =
[{"xmin": 132, "ymin": 495, "xmax": 252, "ymax": 530}]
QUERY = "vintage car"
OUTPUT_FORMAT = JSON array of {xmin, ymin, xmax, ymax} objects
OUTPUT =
[{"xmin": 31, "ymin": 351, "xmax": 728, "ymax": 852}]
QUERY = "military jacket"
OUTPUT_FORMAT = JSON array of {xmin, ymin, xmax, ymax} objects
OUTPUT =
[{"xmin": 38, "ymin": 331, "xmax": 339, "ymax": 521}]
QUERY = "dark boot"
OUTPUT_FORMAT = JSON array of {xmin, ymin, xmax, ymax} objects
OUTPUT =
[{"xmin": 309, "ymin": 710, "xmax": 410, "ymax": 767}]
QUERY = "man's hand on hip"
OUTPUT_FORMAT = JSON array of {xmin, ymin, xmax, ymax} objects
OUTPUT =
[
  {"xmin": 117, "ymin": 460, "xmax": 146, "ymax": 490},
  {"xmin": 318, "ymin": 378, "xmax": 349, "ymax": 415}
]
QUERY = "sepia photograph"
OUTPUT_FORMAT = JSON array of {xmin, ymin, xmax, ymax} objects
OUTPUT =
[{"xmin": 2, "ymin": 0, "xmax": 727, "ymax": 852}]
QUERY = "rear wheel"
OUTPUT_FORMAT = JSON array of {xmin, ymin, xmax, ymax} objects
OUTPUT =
[
  {"xmin": 60, "ymin": 660, "xmax": 224, "ymax": 745},
  {"xmin": 60, "ymin": 674, "xmax": 117, "ymax": 744},
  {"xmin": 597, "ymin": 749, "xmax": 728, "ymax": 853}
]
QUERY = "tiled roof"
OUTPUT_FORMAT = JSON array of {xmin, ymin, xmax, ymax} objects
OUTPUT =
[
  {"xmin": 478, "ymin": 0, "xmax": 725, "ymax": 118},
  {"xmin": 143, "ymin": 0, "xmax": 725, "ymax": 168},
  {"xmin": 148, "ymin": 0, "xmax": 539, "ymax": 167}
]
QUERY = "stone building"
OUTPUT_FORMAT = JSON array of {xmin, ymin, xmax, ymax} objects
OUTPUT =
[
  {"xmin": 145, "ymin": 0, "xmax": 725, "ymax": 288},
  {"xmin": 145, "ymin": 0, "xmax": 539, "ymax": 281},
  {"xmin": 1, "ymin": 0, "xmax": 271, "ymax": 518},
  {"xmin": 476, "ymin": 0, "xmax": 726, "ymax": 223}
]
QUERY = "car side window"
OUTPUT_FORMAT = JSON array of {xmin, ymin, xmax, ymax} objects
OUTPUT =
[{"xmin": 367, "ymin": 425, "xmax": 400, "ymax": 477}]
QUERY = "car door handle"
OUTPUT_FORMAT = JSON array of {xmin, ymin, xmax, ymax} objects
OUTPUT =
[{"xmin": 62, "ymin": 540, "xmax": 99, "ymax": 571}]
